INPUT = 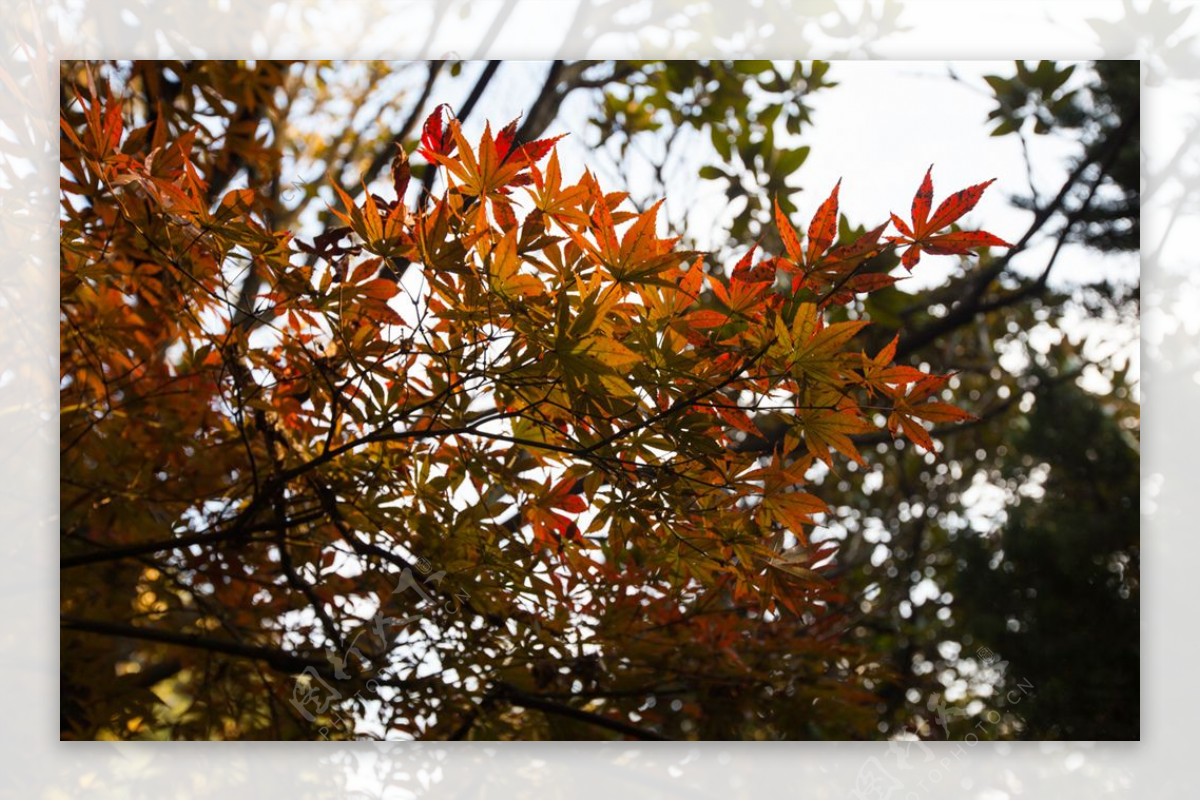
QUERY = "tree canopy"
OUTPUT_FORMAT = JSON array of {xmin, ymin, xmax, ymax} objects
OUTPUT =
[{"xmin": 60, "ymin": 59, "xmax": 1138, "ymax": 741}]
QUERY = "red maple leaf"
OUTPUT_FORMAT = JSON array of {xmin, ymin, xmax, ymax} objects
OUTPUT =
[
  {"xmin": 417, "ymin": 104, "xmax": 457, "ymax": 162},
  {"xmin": 888, "ymin": 166, "xmax": 1012, "ymax": 270}
]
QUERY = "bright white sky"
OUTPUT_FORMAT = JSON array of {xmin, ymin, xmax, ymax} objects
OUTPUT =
[{"xmin": 430, "ymin": 60, "xmax": 1138, "ymax": 289}]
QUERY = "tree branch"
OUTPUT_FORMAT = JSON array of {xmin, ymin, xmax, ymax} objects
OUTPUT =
[
  {"xmin": 496, "ymin": 683, "xmax": 671, "ymax": 741},
  {"xmin": 61, "ymin": 616, "xmax": 331, "ymax": 676},
  {"xmin": 60, "ymin": 508, "xmax": 326, "ymax": 569}
]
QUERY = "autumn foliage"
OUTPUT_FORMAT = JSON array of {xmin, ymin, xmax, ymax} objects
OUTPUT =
[{"xmin": 60, "ymin": 70, "xmax": 1009, "ymax": 740}]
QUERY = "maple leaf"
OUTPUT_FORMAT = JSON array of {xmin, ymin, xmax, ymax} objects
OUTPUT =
[
  {"xmin": 886, "ymin": 372, "xmax": 976, "ymax": 451},
  {"xmin": 687, "ymin": 309, "xmax": 732, "ymax": 330},
  {"xmin": 806, "ymin": 179, "xmax": 841, "ymax": 266},
  {"xmin": 858, "ymin": 334, "xmax": 927, "ymax": 395},
  {"xmin": 743, "ymin": 459, "xmax": 827, "ymax": 544},
  {"xmin": 417, "ymin": 104, "xmax": 457, "ymax": 162},
  {"xmin": 767, "ymin": 550, "xmax": 827, "ymax": 584},
  {"xmin": 797, "ymin": 222, "xmax": 889, "ymax": 297},
  {"xmin": 780, "ymin": 302, "xmax": 870, "ymax": 387},
  {"xmin": 486, "ymin": 228, "xmax": 544, "ymax": 300},
  {"xmin": 430, "ymin": 119, "xmax": 566, "ymax": 236},
  {"xmin": 787, "ymin": 383, "xmax": 873, "ymax": 465},
  {"xmin": 773, "ymin": 180, "xmax": 841, "ymax": 274},
  {"xmin": 526, "ymin": 149, "xmax": 590, "ymax": 227},
  {"xmin": 391, "ymin": 143, "xmax": 411, "ymax": 200},
  {"xmin": 888, "ymin": 166, "xmax": 1013, "ymax": 270},
  {"xmin": 612, "ymin": 198, "xmax": 684, "ymax": 282},
  {"xmin": 527, "ymin": 475, "xmax": 587, "ymax": 548},
  {"xmin": 494, "ymin": 117, "xmax": 520, "ymax": 161}
]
